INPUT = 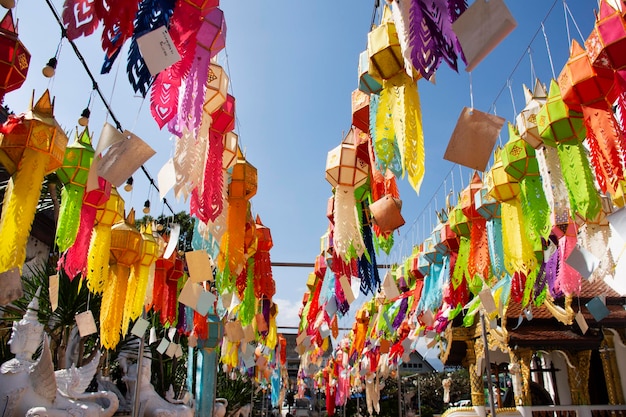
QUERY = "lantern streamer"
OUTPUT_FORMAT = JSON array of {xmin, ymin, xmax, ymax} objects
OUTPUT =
[
  {"xmin": 0, "ymin": 149, "xmax": 47, "ymax": 274},
  {"xmin": 501, "ymin": 199, "xmax": 537, "ymax": 276},
  {"xmin": 56, "ymin": 185, "xmax": 85, "ymax": 252},
  {"xmin": 85, "ymin": 223, "xmax": 112, "ymax": 294},
  {"xmin": 100, "ymin": 263, "xmax": 129, "ymax": 349},
  {"xmin": 333, "ymin": 185, "xmax": 366, "ymax": 260}
]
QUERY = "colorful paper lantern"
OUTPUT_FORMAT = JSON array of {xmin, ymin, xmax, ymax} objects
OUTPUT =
[
  {"xmin": 223, "ymin": 131, "xmax": 238, "ymax": 170},
  {"xmin": 203, "ymin": 63, "xmax": 229, "ymax": 115},
  {"xmin": 210, "ymin": 94, "xmax": 235, "ymax": 134},
  {"xmin": 197, "ymin": 7, "xmax": 226, "ymax": 57},
  {"xmin": 585, "ymin": 0, "xmax": 626, "ymax": 71},
  {"xmin": 0, "ymin": 90, "xmax": 67, "ymax": 275},
  {"xmin": 61, "ymin": 178, "xmax": 113, "ymax": 281},
  {"xmin": 515, "ymin": 80, "xmax": 547, "ymax": 148},
  {"xmin": 367, "ymin": 6, "xmax": 403, "ymax": 81},
  {"xmin": 351, "ymin": 89, "xmax": 370, "ymax": 133},
  {"xmin": 254, "ymin": 215, "xmax": 275, "ymax": 299},
  {"xmin": 358, "ymin": 49, "xmax": 382, "ymax": 95},
  {"xmin": 0, "ymin": 10, "xmax": 29, "ymax": 103},
  {"xmin": 449, "ymin": 201, "xmax": 471, "ymax": 238},
  {"xmin": 501, "ymin": 123, "xmax": 540, "ymax": 180},
  {"xmin": 326, "ymin": 128, "xmax": 369, "ymax": 189},
  {"xmin": 100, "ymin": 209, "xmax": 142, "ymax": 349},
  {"xmin": 485, "ymin": 148, "xmax": 520, "ymax": 202},
  {"xmin": 475, "ymin": 184, "xmax": 500, "ymax": 220},
  {"xmin": 558, "ymin": 40, "xmax": 613, "ymax": 111},
  {"xmin": 55, "ymin": 127, "xmax": 95, "ymax": 251},
  {"xmin": 536, "ymin": 79, "xmax": 584, "ymax": 147}
]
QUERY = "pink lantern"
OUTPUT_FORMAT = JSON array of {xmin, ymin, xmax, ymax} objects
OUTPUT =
[{"xmin": 197, "ymin": 7, "xmax": 226, "ymax": 58}]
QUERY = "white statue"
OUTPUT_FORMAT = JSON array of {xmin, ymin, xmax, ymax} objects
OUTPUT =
[
  {"xmin": 0, "ymin": 289, "xmax": 119, "ymax": 417},
  {"xmin": 124, "ymin": 353, "xmax": 193, "ymax": 417}
]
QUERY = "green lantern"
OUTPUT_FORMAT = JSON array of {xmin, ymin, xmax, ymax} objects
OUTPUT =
[
  {"xmin": 449, "ymin": 200, "xmax": 471, "ymax": 237},
  {"xmin": 501, "ymin": 123, "xmax": 540, "ymax": 181},
  {"xmin": 537, "ymin": 79, "xmax": 585, "ymax": 147},
  {"xmin": 55, "ymin": 127, "xmax": 95, "ymax": 251}
]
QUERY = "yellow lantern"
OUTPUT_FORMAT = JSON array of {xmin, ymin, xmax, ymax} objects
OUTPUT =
[
  {"xmin": 485, "ymin": 148, "xmax": 520, "ymax": 203},
  {"xmin": 367, "ymin": 5, "xmax": 403, "ymax": 81},
  {"xmin": 0, "ymin": 90, "xmax": 67, "ymax": 275},
  {"xmin": 100, "ymin": 209, "xmax": 142, "ymax": 349},
  {"xmin": 122, "ymin": 222, "xmax": 158, "ymax": 335}
]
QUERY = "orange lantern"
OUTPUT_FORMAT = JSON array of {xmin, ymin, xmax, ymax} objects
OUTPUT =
[
  {"xmin": 100, "ymin": 209, "xmax": 142, "ymax": 349},
  {"xmin": 254, "ymin": 215, "xmax": 275, "ymax": 299},
  {"xmin": 0, "ymin": 90, "xmax": 67, "ymax": 275},
  {"xmin": 0, "ymin": 10, "xmax": 29, "ymax": 103}
]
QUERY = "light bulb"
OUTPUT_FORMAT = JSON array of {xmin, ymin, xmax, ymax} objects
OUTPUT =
[
  {"xmin": 124, "ymin": 177, "xmax": 134, "ymax": 192},
  {"xmin": 78, "ymin": 108, "xmax": 90, "ymax": 126},
  {"xmin": 143, "ymin": 199, "xmax": 150, "ymax": 214},
  {"xmin": 42, "ymin": 57, "xmax": 57, "ymax": 78}
]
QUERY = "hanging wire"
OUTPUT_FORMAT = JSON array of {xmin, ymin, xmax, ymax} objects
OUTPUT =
[
  {"xmin": 42, "ymin": 0, "xmax": 175, "ymax": 216},
  {"xmin": 563, "ymin": 0, "xmax": 585, "ymax": 45},
  {"xmin": 507, "ymin": 79, "xmax": 518, "ymax": 120},
  {"xmin": 528, "ymin": 47, "xmax": 537, "ymax": 85},
  {"xmin": 541, "ymin": 23, "xmax": 557, "ymax": 79},
  {"xmin": 468, "ymin": 72, "xmax": 474, "ymax": 110}
]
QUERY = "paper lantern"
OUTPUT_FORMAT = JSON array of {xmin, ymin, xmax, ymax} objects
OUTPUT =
[
  {"xmin": 184, "ymin": 0, "xmax": 218, "ymax": 9},
  {"xmin": 203, "ymin": 63, "xmax": 229, "ymax": 115},
  {"xmin": 0, "ymin": 10, "xmax": 29, "ymax": 103},
  {"xmin": 485, "ymin": 148, "xmax": 520, "ymax": 202},
  {"xmin": 223, "ymin": 131, "xmax": 238, "ymax": 170},
  {"xmin": 211, "ymin": 94, "xmax": 235, "ymax": 134},
  {"xmin": 325, "ymin": 128, "xmax": 369, "ymax": 189},
  {"xmin": 230, "ymin": 153, "xmax": 257, "ymax": 200},
  {"xmin": 461, "ymin": 172, "xmax": 483, "ymax": 220},
  {"xmin": 254, "ymin": 215, "xmax": 275, "ymax": 299},
  {"xmin": 368, "ymin": 194, "xmax": 405, "ymax": 236},
  {"xmin": 475, "ymin": 185, "xmax": 500, "ymax": 220},
  {"xmin": 536, "ymin": 79, "xmax": 584, "ymax": 147},
  {"xmin": 358, "ymin": 49, "xmax": 382, "ymax": 95},
  {"xmin": 501, "ymin": 123, "xmax": 540, "ymax": 180},
  {"xmin": 515, "ymin": 80, "xmax": 547, "ymax": 148},
  {"xmin": 100, "ymin": 209, "xmax": 142, "ymax": 349},
  {"xmin": 585, "ymin": 0, "xmax": 626, "ymax": 71},
  {"xmin": 367, "ymin": 6, "xmax": 403, "ymax": 81},
  {"xmin": 558, "ymin": 40, "xmax": 613, "ymax": 111},
  {"xmin": 0, "ymin": 90, "xmax": 67, "ymax": 275},
  {"xmin": 197, "ymin": 7, "xmax": 226, "ymax": 57},
  {"xmin": 352, "ymin": 89, "xmax": 370, "ymax": 133},
  {"xmin": 55, "ymin": 127, "xmax": 95, "ymax": 251},
  {"xmin": 449, "ymin": 201, "xmax": 471, "ymax": 237},
  {"xmin": 438, "ymin": 218, "xmax": 460, "ymax": 254}
]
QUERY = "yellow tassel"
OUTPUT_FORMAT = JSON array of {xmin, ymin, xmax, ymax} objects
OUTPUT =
[
  {"xmin": 121, "ymin": 265, "xmax": 140, "ymax": 336},
  {"xmin": 265, "ymin": 309, "xmax": 278, "ymax": 350},
  {"xmin": 398, "ymin": 78, "xmax": 425, "ymax": 194},
  {"xmin": 86, "ymin": 223, "xmax": 112, "ymax": 294},
  {"xmin": 0, "ymin": 149, "xmax": 48, "ymax": 274},
  {"xmin": 100, "ymin": 263, "xmax": 129, "ymax": 349},
  {"xmin": 501, "ymin": 198, "xmax": 537, "ymax": 275}
]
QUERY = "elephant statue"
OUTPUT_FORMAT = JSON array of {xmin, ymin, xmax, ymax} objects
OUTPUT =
[{"xmin": 0, "ymin": 290, "xmax": 119, "ymax": 417}]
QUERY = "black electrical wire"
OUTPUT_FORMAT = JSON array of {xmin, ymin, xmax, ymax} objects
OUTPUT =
[{"xmin": 42, "ymin": 0, "xmax": 176, "ymax": 216}]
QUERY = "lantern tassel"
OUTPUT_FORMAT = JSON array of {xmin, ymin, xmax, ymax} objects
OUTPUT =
[
  {"xmin": 501, "ymin": 198, "xmax": 537, "ymax": 278},
  {"xmin": 122, "ymin": 264, "xmax": 144, "ymax": 336},
  {"xmin": 557, "ymin": 140, "xmax": 602, "ymax": 221},
  {"xmin": 85, "ymin": 223, "xmax": 112, "ymax": 294},
  {"xmin": 0, "ymin": 149, "xmax": 48, "ymax": 274},
  {"xmin": 392, "ymin": 74, "xmax": 425, "ymax": 194},
  {"xmin": 56, "ymin": 184, "xmax": 86, "ymax": 252},
  {"xmin": 61, "ymin": 203, "xmax": 98, "ymax": 280},
  {"xmin": 100, "ymin": 263, "xmax": 129, "ymax": 349},
  {"xmin": 333, "ymin": 184, "xmax": 366, "ymax": 260},
  {"xmin": 373, "ymin": 83, "xmax": 402, "ymax": 176}
]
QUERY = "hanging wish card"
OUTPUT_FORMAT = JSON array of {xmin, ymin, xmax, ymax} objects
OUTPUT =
[
  {"xmin": 49, "ymin": 274, "xmax": 59, "ymax": 312},
  {"xmin": 136, "ymin": 26, "xmax": 181, "ymax": 76},
  {"xmin": 156, "ymin": 338, "xmax": 170, "ymax": 354},
  {"xmin": 339, "ymin": 275, "xmax": 355, "ymax": 305},
  {"xmin": 382, "ymin": 271, "xmax": 400, "ymax": 300},
  {"xmin": 186, "ymin": 250, "xmax": 214, "ymax": 283},
  {"xmin": 575, "ymin": 310, "xmax": 589, "ymax": 334},
  {"xmin": 163, "ymin": 223, "xmax": 180, "ymax": 259},
  {"xmin": 586, "ymin": 296, "xmax": 610, "ymax": 322},
  {"xmin": 75, "ymin": 310, "xmax": 97, "ymax": 337},
  {"xmin": 97, "ymin": 130, "xmax": 156, "ymax": 187},
  {"xmin": 566, "ymin": 245, "xmax": 600, "ymax": 279},
  {"xmin": 444, "ymin": 107, "xmax": 505, "ymax": 171},
  {"xmin": 0, "ymin": 267, "xmax": 23, "ymax": 306},
  {"xmin": 131, "ymin": 317, "xmax": 150, "ymax": 338},
  {"xmin": 178, "ymin": 279, "xmax": 202, "ymax": 311},
  {"xmin": 196, "ymin": 290, "xmax": 216, "ymax": 316},
  {"xmin": 158, "ymin": 158, "xmax": 176, "ymax": 200}
]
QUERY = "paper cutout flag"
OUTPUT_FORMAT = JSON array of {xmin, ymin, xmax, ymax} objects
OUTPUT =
[
  {"xmin": 444, "ymin": 107, "xmax": 505, "ymax": 171},
  {"xmin": 97, "ymin": 131, "xmax": 156, "ymax": 187}
]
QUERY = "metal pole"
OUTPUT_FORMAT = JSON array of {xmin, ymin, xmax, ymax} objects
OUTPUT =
[
  {"xmin": 397, "ymin": 369, "xmax": 403, "ymax": 417},
  {"xmin": 131, "ymin": 327, "xmax": 145, "ymax": 417},
  {"xmin": 481, "ymin": 312, "xmax": 498, "ymax": 417},
  {"xmin": 417, "ymin": 376, "xmax": 421, "ymax": 417}
]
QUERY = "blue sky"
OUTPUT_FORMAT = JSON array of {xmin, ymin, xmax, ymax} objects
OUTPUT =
[{"xmin": 9, "ymin": 0, "xmax": 599, "ymax": 349}]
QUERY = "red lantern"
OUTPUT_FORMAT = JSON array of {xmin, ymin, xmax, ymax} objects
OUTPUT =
[
  {"xmin": 585, "ymin": 0, "xmax": 626, "ymax": 71},
  {"xmin": 0, "ymin": 10, "xmax": 29, "ymax": 103}
]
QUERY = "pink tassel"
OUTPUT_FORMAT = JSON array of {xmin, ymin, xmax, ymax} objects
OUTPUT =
[
  {"xmin": 61, "ymin": 204, "xmax": 98, "ymax": 280},
  {"xmin": 190, "ymin": 131, "xmax": 224, "ymax": 222},
  {"xmin": 557, "ymin": 221, "xmax": 582, "ymax": 295},
  {"xmin": 180, "ymin": 50, "xmax": 212, "ymax": 133},
  {"xmin": 150, "ymin": 71, "xmax": 181, "ymax": 129}
]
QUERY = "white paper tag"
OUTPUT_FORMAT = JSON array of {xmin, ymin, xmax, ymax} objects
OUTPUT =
[
  {"xmin": 575, "ymin": 311, "xmax": 589, "ymax": 335},
  {"xmin": 0, "ymin": 267, "xmax": 23, "ymax": 306},
  {"xmin": 136, "ymin": 26, "xmax": 181, "ymax": 76},
  {"xmin": 131, "ymin": 317, "xmax": 150, "ymax": 338},
  {"xmin": 75, "ymin": 311, "xmax": 97, "ymax": 337},
  {"xmin": 165, "ymin": 342, "xmax": 178, "ymax": 357},
  {"xmin": 157, "ymin": 338, "xmax": 170, "ymax": 354},
  {"xmin": 149, "ymin": 327, "xmax": 157, "ymax": 345},
  {"xmin": 167, "ymin": 327, "xmax": 177, "ymax": 341},
  {"xmin": 49, "ymin": 274, "xmax": 59, "ymax": 312},
  {"xmin": 158, "ymin": 158, "xmax": 176, "ymax": 200}
]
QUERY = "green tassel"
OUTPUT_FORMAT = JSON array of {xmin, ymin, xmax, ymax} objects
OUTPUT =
[{"xmin": 558, "ymin": 141, "xmax": 602, "ymax": 221}]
